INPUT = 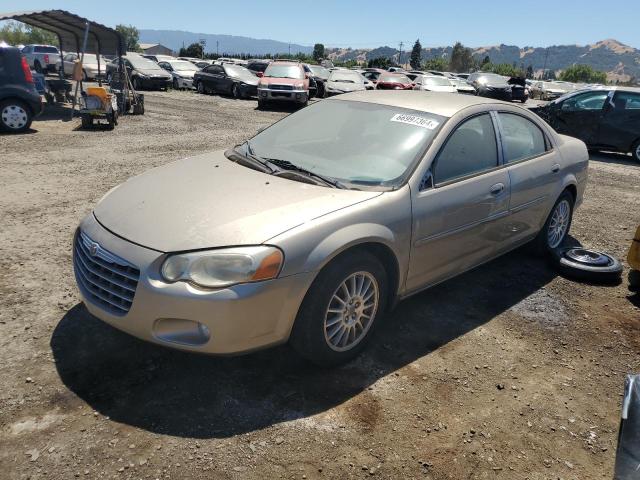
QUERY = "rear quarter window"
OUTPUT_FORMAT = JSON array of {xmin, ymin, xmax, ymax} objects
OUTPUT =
[{"xmin": 34, "ymin": 46, "xmax": 59, "ymax": 53}]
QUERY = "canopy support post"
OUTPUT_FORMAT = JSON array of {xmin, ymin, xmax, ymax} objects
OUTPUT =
[{"xmin": 70, "ymin": 21, "xmax": 90, "ymax": 120}]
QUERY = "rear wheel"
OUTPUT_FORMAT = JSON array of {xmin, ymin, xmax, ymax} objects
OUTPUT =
[
  {"xmin": 231, "ymin": 83, "xmax": 241, "ymax": 99},
  {"xmin": 0, "ymin": 99, "xmax": 32, "ymax": 133},
  {"xmin": 80, "ymin": 115, "xmax": 93, "ymax": 129},
  {"xmin": 33, "ymin": 60, "xmax": 43, "ymax": 74},
  {"xmin": 290, "ymin": 251, "xmax": 387, "ymax": 367},
  {"xmin": 631, "ymin": 139, "xmax": 640, "ymax": 163},
  {"xmin": 196, "ymin": 81, "xmax": 206, "ymax": 94}
]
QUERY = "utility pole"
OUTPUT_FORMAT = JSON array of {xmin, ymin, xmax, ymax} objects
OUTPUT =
[
  {"xmin": 398, "ymin": 41, "xmax": 404, "ymax": 67},
  {"xmin": 289, "ymin": 41, "xmax": 291, "ymax": 57},
  {"xmin": 542, "ymin": 47, "xmax": 549, "ymax": 79},
  {"xmin": 216, "ymin": 40, "xmax": 219, "ymax": 56}
]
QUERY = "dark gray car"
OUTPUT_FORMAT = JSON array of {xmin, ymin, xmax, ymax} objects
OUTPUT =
[{"xmin": 0, "ymin": 46, "xmax": 43, "ymax": 132}]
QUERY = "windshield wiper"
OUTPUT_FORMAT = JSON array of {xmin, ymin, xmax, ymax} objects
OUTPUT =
[
  {"xmin": 230, "ymin": 141, "xmax": 276, "ymax": 173},
  {"xmin": 266, "ymin": 158, "xmax": 346, "ymax": 189}
]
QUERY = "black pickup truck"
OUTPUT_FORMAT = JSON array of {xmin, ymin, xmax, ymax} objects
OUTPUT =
[{"xmin": 0, "ymin": 46, "xmax": 43, "ymax": 132}]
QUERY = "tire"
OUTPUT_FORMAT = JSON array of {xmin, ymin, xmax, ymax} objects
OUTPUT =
[
  {"xmin": 552, "ymin": 247, "xmax": 622, "ymax": 284},
  {"xmin": 173, "ymin": 78, "xmax": 179, "ymax": 90},
  {"xmin": 533, "ymin": 190, "xmax": 574, "ymax": 255},
  {"xmin": 0, "ymin": 99, "xmax": 33, "ymax": 133},
  {"xmin": 80, "ymin": 115, "xmax": 93, "ymax": 129},
  {"xmin": 257, "ymin": 100, "xmax": 266, "ymax": 110},
  {"xmin": 631, "ymin": 140, "xmax": 640, "ymax": 163},
  {"xmin": 629, "ymin": 270, "xmax": 640, "ymax": 292},
  {"xmin": 290, "ymin": 251, "xmax": 388, "ymax": 367},
  {"xmin": 132, "ymin": 77, "xmax": 141, "ymax": 91},
  {"xmin": 106, "ymin": 113, "xmax": 115, "ymax": 130},
  {"xmin": 82, "ymin": 70, "xmax": 88, "ymax": 82},
  {"xmin": 317, "ymin": 82, "xmax": 325, "ymax": 99},
  {"xmin": 231, "ymin": 83, "xmax": 241, "ymax": 99},
  {"xmin": 196, "ymin": 81, "xmax": 206, "ymax": 94},
  {"xmin": 34, "ymin": 60, "xmax": 43, "ymax": 74}
]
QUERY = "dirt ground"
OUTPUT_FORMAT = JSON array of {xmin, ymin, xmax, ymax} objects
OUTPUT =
[{"xmin": 1, "ymin": 88, "xmax": 639, "ymax": 480}]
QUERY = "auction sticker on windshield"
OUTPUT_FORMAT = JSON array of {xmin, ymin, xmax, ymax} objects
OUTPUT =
[{"xmin": 390, "ymin": 114, "xmax": 439, "ymax": 129}]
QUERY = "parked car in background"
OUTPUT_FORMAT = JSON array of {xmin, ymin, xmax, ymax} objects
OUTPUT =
[
  {"xmin": 193, "ymin": 63, "xmax": 259, "ymax": 98},
  {"xmin": 530, "ymin": 81, "xmax": 568, "ymax": 101},
  {"xmin": 247, "ymin": 59, "xmax": 271, "ymax": 76},
  {"xmin": 508, "ymin": 77, "xmax": 529, "ymax": 103},
  {"xmin": 325, "ymin": 69, "xmax": 368, "ymax": 96},
  {"xmin": 387, "ymin": 66, "xmax": 406, "ymax": 73},
  {"xmin": 0, "ymin": 46, "xmax": 43, "ymax": 132},
  {"xmin": 304, "ymin": 64, "xmax": 330, "ymax": 98},
  {"xmin": 532, "ymin": 87, "xmax": 640, "ymax": 162},
  {"xmin": 106, "ymin": 54, "xmax": 172, "ymax": 91},
  {"xmin": 468, "ymin": 72, "xmax": 512, "ymax": 101},
  {"xmin": 375, "ymin": 73, "xmax": 414, "ymax": 90},
  {"xmin": 177, "ymin": 56, "xmax": 201, "ymax": 64},
  {"xmin": 362, "ymin": 69, "xmax": 385, "ymax": 86},
  {"xmin": 413, "ymin": 75, "xmax": 457, "ymax": 93},
  {"xmin": 21, "ymin": 44, "xmax": 60, "ymax": 74},
  {"xmin": 456, "ymin": 73, "xmax": 470, "ymax": 80},
  {"xmin": 158, "ymin": 59, "xmax": 200, "ymax": 89},
  {"xmin": 257, "ymin": 61, "xmax": 309, "ymax": 108},
  {"xmin": 58, "ymin": 53, "xmax": 107, "ymax": 80},
  {"xmin": 73, "ymin": 91, "xmax": 588, "ymax": 366},
  {"xmin": 449, "ymin": 77, "xmax": 476, "ymax": 94},
  {"xmin": 193, "ymin": 61, "xmax": 211, "ymax": 69},
  {"xmin": 142, "ymin": 54, "xmax": 175, "ymax": 63}
]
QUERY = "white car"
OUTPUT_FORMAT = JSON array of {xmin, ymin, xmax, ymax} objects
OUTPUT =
[
  {"xmin": 325, "ymin": 70, "xmax": 368, "ymax": 96},
  {"xmin": 21, "ymin": 44, "xmax": 60, "ymax": 74},
  {"xmin": 158, "ymin": 60, "xmax": 200, "ymax": 89},
  {"xmin": 413, "ymin": 75, "xmax": 457, "ymax": 93},
  {"xmin": 58, "ymin": 53, "xmax": 107, "ymax": 80}
]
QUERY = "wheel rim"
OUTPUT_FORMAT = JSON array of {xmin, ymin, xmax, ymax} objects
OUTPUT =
[
  {"xmin": 635, "ymin": 143, "xmax": 640, "ymax": 160},
  {"xmin": 547, "ymin": 199, "xmax": 570, "ymax": 248},
  {"xmin": 323, "ymin": 271, "xmax": 379, "ymax": 352},
  {"xmin": 2, "ymin": 105, "xmax": 28, "ymax": 130},
  {"xmin": 564, "ymin": 248, "xmax": 612, "ymax": 266},
  {"xmin": 197, "ymin": 82, "xmax": 204, "ymax": 93},
  {"xmin": 233, "ymin": 85, "xmax": 239, "ymax": 98}
]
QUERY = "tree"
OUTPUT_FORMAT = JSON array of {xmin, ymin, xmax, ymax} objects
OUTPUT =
[
  {"xmin": 449, "ymin": 42, "xmax": 474, "ymax": 73},
  {"xmin": 367, "ymin": 57, "xmax": 391, "ymax": 69},
  {"xmin": 0, "ymin": 20, "xmax": 57, "ymax": 46},
  {"xmin": 312, "ymin": 43, "xmax": 325, "ymax": 62},
  {"xmin": 423, "ymin": 57, "xmax": 448, "ymax": 72},
  {"xmin": 410, "ymin": 39, "xmax": 422, "ymax": 70},
  {"xmin": 116, "ymin": 24, "xmax": 140, "ymax": 52},
  {"xmin": 559, "ymin": 64, "xmax": 607, "ymax": 84},
  {"xmin": 526, "ymin": 65, "xmax": 534, "ymax": 79},
  {"xmin": 179, "ymin": 42, "xmax": 204, "ymax": 58}
]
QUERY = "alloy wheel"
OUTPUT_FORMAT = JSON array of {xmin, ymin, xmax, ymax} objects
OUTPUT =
[
  {"xmin": 547, "ymin": 199, "xmax": 570, "ymax": 248},
  {"xmin": 1, "ymin": 104, "xmax": 28, "ymax": 130},
  {"xmin": 635, "ymin": 143, "xmax": 640, "ymax": 162},
  {"xmin": 323, "ymin": 271, "xmax": 379, "ymax": 352}
]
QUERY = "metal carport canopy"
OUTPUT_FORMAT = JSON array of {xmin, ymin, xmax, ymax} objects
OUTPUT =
[{"xmin": 0, "ymin": 9, "xmax": 125, "ymax": 56}]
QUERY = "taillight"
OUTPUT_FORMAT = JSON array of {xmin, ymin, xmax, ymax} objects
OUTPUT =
[
  {"xmin": 44, "ymin": 54, "xmax": 49, "ymax": 64},
  {"xmin": 21, "ymin": 56, "xmax": 34, "ymax": 84}
]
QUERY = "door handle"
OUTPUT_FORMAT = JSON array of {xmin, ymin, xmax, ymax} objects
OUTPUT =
[
  {"xmin": 490, "ymin": 183, "xmax": 505, "ymax": 195},
  {"xmin": 551, "ymin": 164, "xmax": 560, "ymax": 173}
]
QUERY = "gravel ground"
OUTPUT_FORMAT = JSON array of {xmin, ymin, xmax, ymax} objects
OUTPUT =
[{"xmin": 1, "ymin": 88, "xmax": 639, "ymax": 480}]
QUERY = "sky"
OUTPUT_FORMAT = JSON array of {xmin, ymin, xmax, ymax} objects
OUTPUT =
[{"xmin": 1, "ymin": 0, "xmax": 638, "ymax": 49}]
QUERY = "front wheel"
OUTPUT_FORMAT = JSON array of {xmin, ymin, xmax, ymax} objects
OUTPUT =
[
  {"xmin": 290, "ymin": 251, "xmax": 387, "ymax": 367},
  {"xmin": 231, "ymin": 83, "xmax": 241, "ymax": 99},
  {"xmin": 196, "ymin": 81, "xmax": 205, "ymax": 94},
  {"xmin": 173, "ymin": 78, "xmax": 180, "ymax": 90},
  {"xmin": 533, "ymin": 190, "xmax": 574, "ymax": 254}
]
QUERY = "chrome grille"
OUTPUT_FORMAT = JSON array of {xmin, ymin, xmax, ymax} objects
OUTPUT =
[
  {"xmin": 270, "ymin": 84, "xmax": 294, "ymax": 91},
  {"xmin": 73, "ymin": 231, "xmax": 140, "ymax": 316}
]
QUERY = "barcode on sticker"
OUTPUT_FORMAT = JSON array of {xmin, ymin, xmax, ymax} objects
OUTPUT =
[{"xmin": 390, "ymin": 114, "xmax": 439, "ymax": 129}]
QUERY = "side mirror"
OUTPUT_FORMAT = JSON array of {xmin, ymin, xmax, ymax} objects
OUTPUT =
[
  {"xmin": 256, "ymin": 71, "xmax": 263, "ymax": 77},
  {"xmin": 420, "ymin": 170, "xmax": 434, "ymax": 190},
  {"xmin": 305, "ymin": 72, "xmax": 310, "ymax": 79}
]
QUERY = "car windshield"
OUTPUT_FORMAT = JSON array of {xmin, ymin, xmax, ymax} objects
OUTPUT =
[
  {"xmin": 245, "ymin": 100, "xmax": 446, "ymax": 188},
  {"xmin": 225, "ymin": 65, "xmax": 256, "ymax": 81},
  {"xmin": 168, "ymin": 61, "xmax": 198, "ymax": 71},
  {"xmin": 264, "ymin": 64, "xmax": 303, "ymax": 79},
  {"xmin": 379, "ymin": 74, "xmax": 411, "ymax": 84},
  {"xmin": 308, "ymin": 65, "xmax": 330, "ymax": 77},
  {"xmin": 128, "ymin": 56, "xmax": 162, "ymax": 70},
  {"xmin": 479, "ymin": 74, "xmax": 505, "ymax": 83},
  {"xmin": 329, "ymin": 71, "xmax": 364, "ymax": 83},
  {"xmin": 424, "ymin": 77, "xmax": 451, "ymax": 86},
  {"xmin": 34, "ymin": 46, "xmax": 58, "ymax": 53}
]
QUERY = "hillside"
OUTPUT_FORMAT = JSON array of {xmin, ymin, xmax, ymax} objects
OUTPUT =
[
  {"xmin": 139, "ymin": 29, "xmax": 312, "ymax": 56},
  {"xmin": 327, "ymin": 39, "xmax": 640, "ymax": 81}
]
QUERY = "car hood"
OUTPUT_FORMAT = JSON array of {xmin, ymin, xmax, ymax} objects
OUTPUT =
[
  {"xmin": 424, "ymin": 85, "xmax": 456, "ymax": 92},
  {"xmin": 327, "ymin": 81, "xmax": 366, "ymax": 91},
  {"xmin": 260, "ymin": 77, "xmax": 304, "ymax": 87},
  {"xmin": 484, "ymin": 82, "xmax": 510, "ymax": 89},
  {"xmin": 234, "ymin": 76, "xmax": 259, "ymax": 86},
  {"xmin": 137, "ymin": 67, "xmax": 171, "ymax": 78},
  {"xmin": 93, "ymin": 151, "xmax": 381, "ymax": 252},
  {"xmin": 175, "ymin": 70, "xmax": 198, "ymax": 78}
]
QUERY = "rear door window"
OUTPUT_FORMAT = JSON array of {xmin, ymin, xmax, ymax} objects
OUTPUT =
[
  {"xmin": 612, "ymin": 91, "xmax": 640, "ymax": 110},
  {"xmin": 498, "ymin": 113, "xmax": 548, "ymax": 163},
  {"xmin": 562, "ymin": 91, "xmax": 608, "ymax": 111},
  {"xmin": 434, "ymin": 113, "xmax": 499, "ymax": 184},
  {"xmin": 34, "ymin": 46, "xmax": 59, "ymax": 53}
]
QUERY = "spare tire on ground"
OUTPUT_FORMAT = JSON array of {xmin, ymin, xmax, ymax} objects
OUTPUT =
[{"xmin": 551, "ymin": 247, "xmax": 622, "ymax": 284}]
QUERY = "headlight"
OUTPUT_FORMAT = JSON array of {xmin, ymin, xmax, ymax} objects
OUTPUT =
[
  {"xmin": 295, "ymin": 83, "xmax": 305, "ymax": 89},
  {"xmin": 161, "ymin": 246, "xmax": 284, "ymax": 289},
  {"xmin": 137, "ymin": 73, "xmax": 148, "ymax": 79}
]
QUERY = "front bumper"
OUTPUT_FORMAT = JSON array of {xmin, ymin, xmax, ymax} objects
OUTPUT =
[
  {"xmin": 73, "ymin": 214, "xmax": 315, "ymax": 355},
  {"xmin": 258, "ymin": 88, "xmax": 308, "ymax": 103},
  {"xmin": 139, "ymin": 76, "xmax": 171, "ymax": 89},
  {"xmin": 239, "ymin": 84, "xmax": 258, "ymax": 98},
  {"xmin": 175, "ymin": 77, "xmax": 194, "ymax": 89},
  {"xmin": 480, "ymin": 87, "xmax": 512, "ymax": 100}
]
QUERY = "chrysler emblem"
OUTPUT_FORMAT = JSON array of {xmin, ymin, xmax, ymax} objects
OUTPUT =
[{"xmin": 89, "ymin": 242, "xmax": 99, "ymax": 256}]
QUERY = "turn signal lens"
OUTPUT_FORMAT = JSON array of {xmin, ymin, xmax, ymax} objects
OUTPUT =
[{"xmin": 251, "ymin": 250, "xmax": 284, "ymax": 281}]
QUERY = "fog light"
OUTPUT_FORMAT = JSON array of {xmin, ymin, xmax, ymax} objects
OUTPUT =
[
  {"xmin": 261, "ymin": 91, "xmax": 267, "ymax": 97},
  {"xmin": 153, "ymin": 318, "xmax": 211, "ymax": 346}
]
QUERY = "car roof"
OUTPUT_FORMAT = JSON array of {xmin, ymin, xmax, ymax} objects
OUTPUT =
[{"xmin": 330, "ymin": 90, "xmax": 507, "ymax": 117}]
